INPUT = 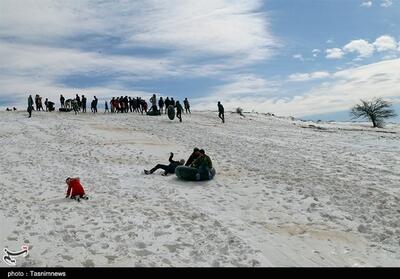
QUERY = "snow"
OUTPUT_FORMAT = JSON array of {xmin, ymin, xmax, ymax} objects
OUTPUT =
[{"xmin": 0, "ymin": 110, "xmax": 399, "ymax": 267}]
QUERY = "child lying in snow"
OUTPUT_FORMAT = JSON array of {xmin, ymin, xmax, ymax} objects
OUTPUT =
[{"xmin": 65, "ymin": 177, "xmax": 89, "ymax": 202}]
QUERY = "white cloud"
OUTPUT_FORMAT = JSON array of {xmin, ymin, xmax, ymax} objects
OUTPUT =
[
  {"xmin": 312, "ymin": 49, "xmax": 321, "ymax": 57},
  {"xmin": 324, "ymin": 35, "xmax": 398, "ymax": 61},
  {"xmin": 289, "ymin": 71, "xmax": 330, "ymax": 82},
  {"xmin": 0, "ymin": 0, "xmax": 280, "ymax": 106},
  {"xmin": 0, "ymin": 42, "xmax": 174, "ymax": 80},
  {"xmin": 0, "ymin": 0, "xmax": 278, "ymax": 61},
  {"xmin": 361, "ymin": 1, "xmax": 373, "ymax": 7},
  {"xmin": 289, "ymin": 58, "xmax": 400, "ymax": 116},
  {"xmin": 373, "ymin": 35, "xmax": 398, "ymax": 52},
  {"xmin": 211, "ymin": 74, "xmax": 279, "ymax": 98},
  {"xmin": 191, "ymin": 59, "xmax": 400, "ymax": 117},
  {"xmin": 191, "ymin": 76, "xmax": 283, "ymax": 114},
  {"xmin": 293, "ymin": 54, "xmax": 304, "ymax": 61},
  {"xmin": 381, "ymin": 0, "xmax": 393, "ymax": 7},
  {"xmin": 326, "ymin": 48, "xmax": 344, "ymax": 59},
  {"xmin": 0, "ymin": 41, "xmax": 192, "ymax": 108},
  {"xmin": 191, "ymin": 74, "xmax": 279, "ymax": 111},
  {"xmin": 382, "ymin": 54, "xmax": 398, "ymax": 60},
  {"xmin": 343, "ymin": 39, "xmax": 374, "ymax": 58}
]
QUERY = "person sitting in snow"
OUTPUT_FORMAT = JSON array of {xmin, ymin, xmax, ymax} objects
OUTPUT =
[
  {"xmin": 191, "ymin": 149, "xmax": 213, "ymax": 180},
  {"xmin": 65, "ymin": 177, "xmax": 89, "ymax": 201},
  {"xmin": 144, "ymin": 152, "xmax": 185, "ymax": 176},
  {"xmin": 185, "ymin": 147, "xmax": 201, "ymax": 167}
]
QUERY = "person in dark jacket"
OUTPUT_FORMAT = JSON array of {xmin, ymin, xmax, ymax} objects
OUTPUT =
[
  {"xmin": 183, "ymin": 98, "xmax": 190, "ymax": 114},
  {"xmin": 60, "ymin": 94, "xmax": 65, "ymax": 108},
  {"xmin": 191, "ymin": 149, "xmax": 213, "ymax": 180},
  {"xmin": 92, "ymin": 96, "xmax": 98, "ymax": 113},
  {"xmin": 129, "ymin": 97, "xmax": 134, "ymax": 112},
  {"xmin": 27, "ymin": 95, "xmax": 34, "ymax": 118},
  {"xmin": 105, "ymin": 101, "xmax": 109, "ymax": 113},
  {"xmin": 185, "ymin": 147, "xmax": 200, "ymax": 166},
  {"xmin": 144, "ymin": 152, "xmax": 185, "ymax": 176},
  {"xmin": 76, "ymin": 94, "xmax": 81, "ymax": 110},
  {"xmin": 175, "ymin": 101, "xmax": 184, "ymax": 122},
  {"xmin": 218, "ymin": 101, "xmax": 225, "ymax": 123},
  {"xmin": 35, "ymin": 94, "xmax": 40, "ymax": 111},
  {"xmin": 81, "ymin": 95, "xmax": 87, "ymax": 112},
  {"xmin": 191, "ymin": 149, "xmax": 212, "ymax": 169},
  {"xmin": 164, "ymin": 97, "xmax": 171, "ymax": 114},
  {"xmin": 158, "ymin": 97, "xmax": 164, "ymax": 114}
]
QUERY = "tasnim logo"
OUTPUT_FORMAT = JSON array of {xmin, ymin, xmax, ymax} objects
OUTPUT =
[{"xmin": 3, "ymin": 245, "xmax": 29, "ymax": 266}]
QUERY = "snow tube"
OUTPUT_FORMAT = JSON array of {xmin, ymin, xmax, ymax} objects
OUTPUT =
[
  {"xmin": 48, "ymin": 102, "xmax": 55, "ymax": 112},
  {"xmin": 175, "ymin": 166, "xmax": 216, "ymax": 181},
  {"xmin": 59, "ymin": 108, "xmax": 72, "ymax": 112},
  {"xmin": 146, "ymin": 110, "xmax": 161, "ymax": 116},
  {"xmin": 167, "ymin": 105, "xmax": 175, "ymax": 120}
]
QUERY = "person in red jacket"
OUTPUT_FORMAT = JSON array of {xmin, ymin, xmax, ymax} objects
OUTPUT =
[{"xmin": 65, "ymin": 177, "xmax": 88, "ymax": 201}]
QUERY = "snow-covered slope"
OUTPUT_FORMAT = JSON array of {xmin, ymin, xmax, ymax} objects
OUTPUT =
[{"xmin": 0, "ymin": 111, "xmax": 399, "ymax": 267}]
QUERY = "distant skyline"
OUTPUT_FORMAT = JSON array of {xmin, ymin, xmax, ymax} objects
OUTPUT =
[{"xmin": 1, "ymin": 0, "xmax": 399, "ymax": 121}]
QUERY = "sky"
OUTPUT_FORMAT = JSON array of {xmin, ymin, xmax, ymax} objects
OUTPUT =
[{"xmin": 1, "ymin": 0, "xmax": 400, "ymax": 121}]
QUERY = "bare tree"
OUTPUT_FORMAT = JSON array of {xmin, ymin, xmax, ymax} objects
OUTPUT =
[{"xmin": 351, "ymin": 98, "xmax": 397, "ymax": 128}]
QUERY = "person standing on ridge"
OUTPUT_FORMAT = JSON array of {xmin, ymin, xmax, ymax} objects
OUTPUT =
[
  {"xmin": 35, "ymin": 95, "xmax": 40, "ymax": 111},
  {"xmin": 76, "ymin": 94, "xmax": 81, "ymax": 111},
  {"xmin": 218, "ymin": 101, "xmax": 225, "ymax": 123},
  {"xmin": 150, "ymin": 94, "xmax": 157, "ymax": 108},
  {"xmin": 158, "ymin": 97, "xmax": 164, "ymax": 114},
  {"xmin": 129, "ymin": 97, "xmax": 134, "ymax": 112},
  {"xmin": 183, "ymin": 98, "xmax": 191, "ymax": 114},
  {"xmin": 164, "ymin": 97, "xmax": 171, "ymax": 114},
  {"xmin": 60, "ymin": 94, "xmax": 65, "ymax": 108},
  {"xmin": 27, "ymin": 95, "xmax": 34, "ymax": 118},
  {"xmin": 81, "ymin": 95, "xmax": 87, "ymax": 113},
  {"xmin": 93, "ymin": 96, "xmax": 98, "ymax": 113},
  {"xmin": 175, "ymin": 100, "xmax": 184, "ymax": 122},
  {"xmin": 104, "ymin": 100, "xmax": 109, "ymax": 113},
  {"xmin": 38, "ymin": 95, "xmax": 44, "ymax": 111}
]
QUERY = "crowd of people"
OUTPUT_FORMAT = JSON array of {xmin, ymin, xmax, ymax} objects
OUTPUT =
[
  {"xmin": 25, "ymin": 93, "xmax": 226, "ymax": 123},
  {"xmin": 59, "ymin": 94, "xmax": 97, "ymax": 114}
]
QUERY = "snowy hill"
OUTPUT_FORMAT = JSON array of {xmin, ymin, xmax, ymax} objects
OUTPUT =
[{"xmin": 0, "ymin": 110, "xmax": 399, "ymax": 267}]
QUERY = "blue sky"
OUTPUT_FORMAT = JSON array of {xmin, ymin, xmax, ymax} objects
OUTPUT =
[{"xmin": 0, "ymin": 0, "xmax": 399, "ymax": 121}]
